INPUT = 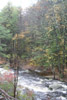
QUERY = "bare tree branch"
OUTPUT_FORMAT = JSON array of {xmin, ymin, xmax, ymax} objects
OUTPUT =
[{"xmin": 0, "ymin": 88, "xmax": 18, "ymax": 100}]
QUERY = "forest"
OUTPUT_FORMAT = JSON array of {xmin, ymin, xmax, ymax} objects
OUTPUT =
[{"xmin": 0, "ymin": 0, "xmax": 67, "ymax": 100}]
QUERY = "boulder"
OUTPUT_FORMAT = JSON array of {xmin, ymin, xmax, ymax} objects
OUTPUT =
[{"xmin": 49, "ymin": 83, "xmax": 62, "ymax": 90}]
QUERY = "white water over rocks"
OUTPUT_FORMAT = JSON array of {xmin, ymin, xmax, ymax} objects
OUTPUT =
[
  {"xmin": 0, "ymin": 67, "xmax": 67, "ymax": 100},
  {"xmin": 0, "ymin": 67, "xmax": 14, "ymax": 74}
]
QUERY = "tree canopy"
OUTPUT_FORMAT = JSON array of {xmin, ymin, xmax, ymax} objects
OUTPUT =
[{"xmin": 0, "ymin": 0, "xmax": 67, "ymax": 77}]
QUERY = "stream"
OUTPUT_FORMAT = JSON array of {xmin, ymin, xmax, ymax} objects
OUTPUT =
[
  {"xmin": 0, "ymin": 67, "xmax": 67, "ymax": 100},
  {"xmin": 18, "ymin": 70, "xmax": 67, "ymax": 100}
]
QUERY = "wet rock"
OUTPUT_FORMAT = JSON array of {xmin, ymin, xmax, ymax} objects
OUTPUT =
[
  {"xmin": 62, "ymin": 92, "xmax": 67, "ymax": 97},
  {"xmin": 48, "ymin": 91, "xmax": 63, "ymax": 97},
  {"xmin": 36, "ymin": 98, "xmax": 41, "ymax": 100},
  {"xmin": 45, "ymin": 84, "xmax": 49, "ymax": 87},
  {"xmin": 56, "ymin": 96, "xmax": 67, "ymax": 100},
  {"xmin": 49, "ymin": 83, "xmax": 62, "ymax": 90},
  {"xmin": 34, "ymin": 92, "xmax": 49, "ymax": 100}
]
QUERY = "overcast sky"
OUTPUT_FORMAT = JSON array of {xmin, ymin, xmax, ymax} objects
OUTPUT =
[{"xmin": 0, "ymin": 0, "xmax": 38, "ymax": 10}]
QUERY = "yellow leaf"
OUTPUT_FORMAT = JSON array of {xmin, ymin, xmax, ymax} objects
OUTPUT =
[
  {"xmin": 59, "ymin": 51, "xmax": 63, "ymax": 55},
  {"xmin": 46, "ymin": 49, "xmax": 49, "ymax": 53},
  {"xmin": 60, "ymin": 39, "xmax": 64, "ymax": 45}
]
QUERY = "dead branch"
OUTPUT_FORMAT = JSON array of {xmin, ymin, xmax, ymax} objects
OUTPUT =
[{"xmin": 0, "ymin": 88, "xmax": 18, "ymax": 100}]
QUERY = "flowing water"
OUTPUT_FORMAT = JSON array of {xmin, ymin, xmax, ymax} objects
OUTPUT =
[
  {"xmin": 0, "ymin": 67, "xmax": 67, "ymax": 100},
  {"xmin": 18, "ymin": 70, "xmax": 67, "ymax": 100}
]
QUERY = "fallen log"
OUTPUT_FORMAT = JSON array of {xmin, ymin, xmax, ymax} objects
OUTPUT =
[
  {"xmin": 0, "ymin": 88, "xmax": 18, "ymax": 100},
  {"xmin": 28, "ymin": 69, "xmax": 53, "ymax": 76},
  {"xmin": 0, "ymin": 96, "xmax": 4, "ymax": 100}
]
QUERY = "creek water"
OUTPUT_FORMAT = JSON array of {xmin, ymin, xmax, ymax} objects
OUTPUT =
[
  {"xmin": 0, "ymin": 67, "xmax": 67, "ymax": 100},
  {"xmin": 18, "ymin": 70, "xmax": 67, "ymax": 100}
]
